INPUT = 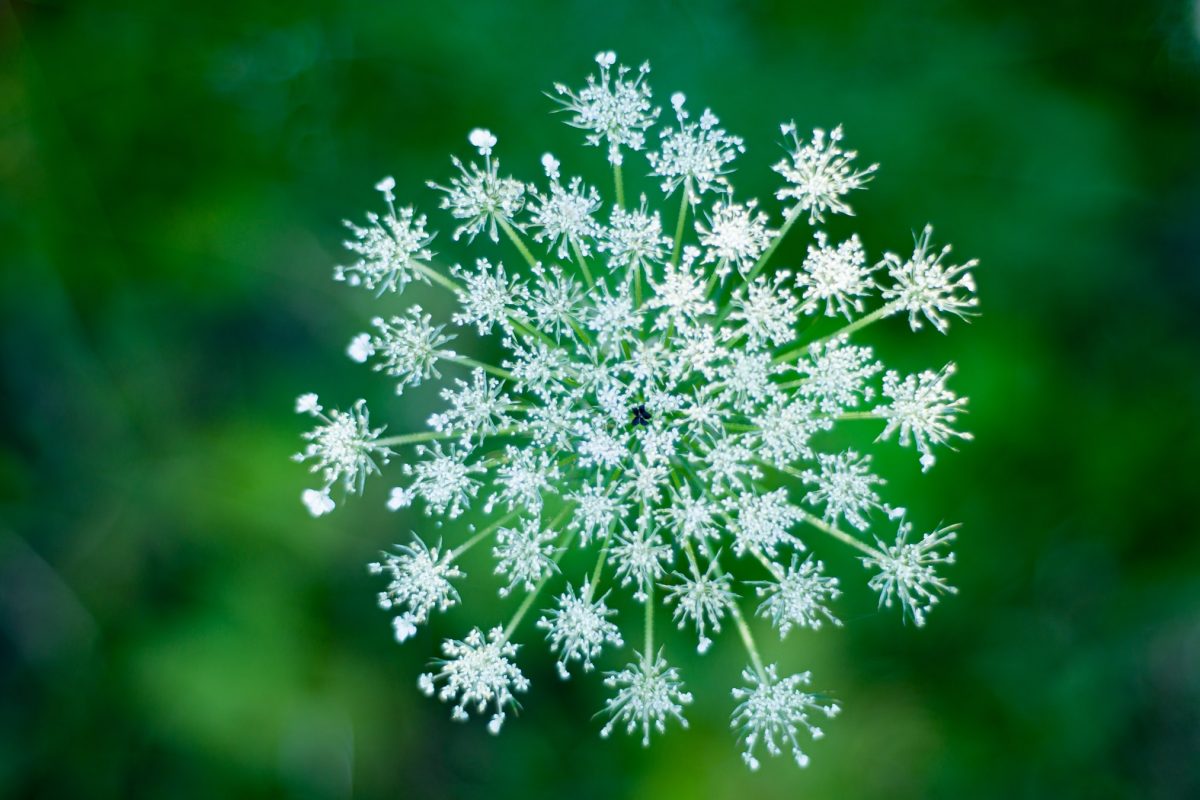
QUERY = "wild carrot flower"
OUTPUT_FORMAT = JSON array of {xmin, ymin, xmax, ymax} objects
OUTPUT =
[{"xmin": 295, "ymin": 51, "xmax": 978, "ymax": 768}]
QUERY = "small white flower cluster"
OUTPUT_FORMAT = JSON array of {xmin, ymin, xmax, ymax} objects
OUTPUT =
[
  {"xmin": 731, "ymin": 664, "xmax": 840, "ymax": 770},
  {"xmin": 419, "ymin": 626, "xmax": 529, "ymax": 734},
  {"xmin": 368, "ymin": 538, "xmax": 462, "ymax": 642},
  {"xmin": 296, "ymin": 52, "xmax": 979, "ymax": 769},
  {"xmin": 862, "ymin": 520, "xmax": 959, "ymax": 626},
  {"xmin": 293, "ymin": 394, "xmax": 391, "ymax": 516}
]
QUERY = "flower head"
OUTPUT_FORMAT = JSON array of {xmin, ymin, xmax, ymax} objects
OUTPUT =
[
  {"xmin": 876, "ymin": 363, "xmax": 972, "ymax": 471},
  {"xmin": 390, "ymin": 442, "xmax": 482, "ymax": 519},
  {"xmin": 862, "ymin": 519, "xmax": 958, "ymax": 626},
  {"xmin": 697, "ymin": 198, "xmax": 773, "ymax": 280},
  {"xmin": 493, "ymin": 518, "xmax": 560, "ymax": 596},
  {"xmin": 553, "ymin": 52, "xmax": 659, "ymax": 166},
  {"xmin": 731, "ymin": 664, "xmax": 840, "ymax": 770},
  {"xmin": 774, "ymin": 123, "xmax": 878, "ymax": 223},
  {"xmin": 528, "ymin": 154, "xmax": 602, "ymax": 258},
  {"xmin": 537, "ymin": 581, "xmax": 623, "ymax": 678},
  {"xmin": 801, "ymin": 450, "xmax": 890, "ymax": 532},
  {"xmin": 599, "ymin": 195, "xmax": 670, "ymax": 269},
  {"xmin": 648, "ymin": 92, "xmax": 744, "ymax": 201},
  {"xmin": 797, "ymin": 231, "xmax": 875, "ymax": 319},
  {"xmin": 880, "ymin": 224, "xmax": 979, "ymax": 333},
  {"xmin": 753, "ymin": 555, "xmax": 842, "ymax": 636},
  {"xmin": 428, "ymin": 131, "xmax": 526, "ymax": 243},
  {"xmin": 294, "ymin": 397, "xmax": 391, "ymax": 500},
  {"xmin": 336, "ymin": 186, "xmax": 435, "ymax": 294},
  {"xmin": 601, "ymin": 651, "xmax": 694, "ymax": 745},
  {"xmin": 419, "ymin": 626, "xmax": 529, "ymax": 734},
  {"xmin": 663, "ymin": 558, "xmax": 737, "ymax": 653},
  {"xmin": 369, "ymin": 537, "xmax": 464, "ymax": 642},
  {"xmin": 797, "ymin": 334, "xmax": 881, "ymax": 414},
  {"xmin": 359, "ymin": 307, "xmax": 455, "ymax": 395},
  {"xmin": 297, "ymin": 51, "xmax": 979, "ymax": 769}
]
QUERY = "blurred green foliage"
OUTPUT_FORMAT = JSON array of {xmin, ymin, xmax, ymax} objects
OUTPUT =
[{"xmin": 2, "ymin": 0, "xmax": 1199, "ymax": 798}]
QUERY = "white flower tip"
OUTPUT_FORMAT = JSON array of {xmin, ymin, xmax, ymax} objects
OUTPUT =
[
  {"xmin": 468, "ymin": 128, "xmax": 497, "ymax": 155},
  {"xmin": 374, "ymin": 176, "xmax": 396, "ymax": 202},
  {"xmin": 302, "ymin": 489, "xmax": 335, "ymax": 517},
  {"xmin": 540, "ymin": 152, "xmax": 560, "ymax": 179},
  {"xmin": 487, "ymin": 714, "xmax": 505, "ymax": 735},
  {"xmin": 920, "ymin": 452, "xmax": 937, "ymax": 472},
  {"xmin": 347, "ymin": 333, "xmax": 374, "ymax": 363},
  {"xmin": 671, "ymin": 92, "xmax": 686, "ymax": 109},
  {"xmin": 392, "ymin": 615, "xmax": 418, "ymax": 643},
  {"xmin": 295, "ymin": 392, "xmax": 321, "ymax": 415},
  {"xmin": 595, "ymin": 51, "xmax": 616, "ymax": 68},
  {"xmin": 387, "ymin": 487, "xmax": 413, "ymax": 511}
]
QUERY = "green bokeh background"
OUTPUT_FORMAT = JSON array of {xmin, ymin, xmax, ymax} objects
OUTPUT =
[{"xmin": 3, "ymin": 1, "xmax": 1199, "ymax": 797}]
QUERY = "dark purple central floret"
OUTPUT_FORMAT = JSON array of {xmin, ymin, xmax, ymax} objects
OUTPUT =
[{"xmin": 630, "ymin": 404, "xmax": 651, "ymax": 427}]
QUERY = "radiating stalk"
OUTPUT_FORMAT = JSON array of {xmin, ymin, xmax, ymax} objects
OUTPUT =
[
  {"xmin": 730, "ymin": 602, "xmax": 767, "ymax": 681},
  {"xmin": 671, "ymin": 188, "xmax": 689, "ymax": 267},
  {"xmin": 375, "ymin": 426, "xmax": 517, "ymax": 448},
  {"xmin": 447, "ymin": 509, "xmax": 522, "ymax": 561},
  {"xmin": 498, "ymin": 217, "xmax": 539, "ymax": 271},
  {"xmin": 571, "ymin": 238, "xmax": 595, "ymax": 289},
  {"xmin": 442, "ymin": 354, "xmax": 514, "ymax": 381},
  {"xmin": 773, "ymin": 303, "xmax": 897, "ymax": 365},
  {"xmin": 643, "ymin": 581, "xmax": 655, "ymax": 660},
  {"xmin": 413, "ymin": 261, "xmax": 461, "ymax": 293}
]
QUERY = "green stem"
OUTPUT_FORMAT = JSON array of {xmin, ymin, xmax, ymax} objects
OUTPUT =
[
  {"xmin": 773, "ymin": 303, "xmax": 896, "ymax": 365},
  {"xmin": 753, "ymin": 459, "xmax": 884, "ymax": 558},
  {"xmin": 730, "ymin": 602, "xmax": 767, "ymax": 680},
  {"xmin": 613, "ymin": 163, "xmax": 625, "ymax": 210},
  {"xmin": 837, "ymin": 410, "xmax": 879, "ymax": 421},
  {"xmin": 442, "ymin": 353, "xmax": 514, "ymax": 381},
  {"xmin": 571, "ymin": 238, "xmax": 595, "ymax": 289},
  {"xmin": 671, "ymin": 188, "xmax": 689, "ymax": 267},
  {"xmin": 510, "ymin": 316, "xmax": 559, "ymax": 349},
  {"xmin": 568, "ymin": 318, "xmax": 594, "ymax": 347},
  {"xmin": 583, "ymin": 527, "xmax": 615, "ymax": 602},
  {"xmin": 799, "ymin": 510, "xmax": 882, "ymax": 559},
  {"xmin": 413, "ymin": 261, "xmax": 461, "ymax": 293},
  {"xmin": 498, "ymin": 217, "xmax": 539, "ymax": 271},
  {"xmin": 447, "ymin": 509, "xmax": 522, "ymax": 561},
  {"xmin": 375, "ymin": 426, "xmax": 517, "ymax": 448},
  {"xmin": 643, "ymin": 581, "xmax": 654, "ymax": 660},
  {"xmin": 705, "ymin": 258, "xmax": 727, "ymax": 296},
  {"xmin": 749, "ymin": 546, "xmax": 785, "ymax": 580},
  {"xmin": 681, "ymin": 539, "xmax": 705, "ymax": 581},
  {"xmin": 746, "ymin": 204, "xmax": 803, "ymax": 286}
]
